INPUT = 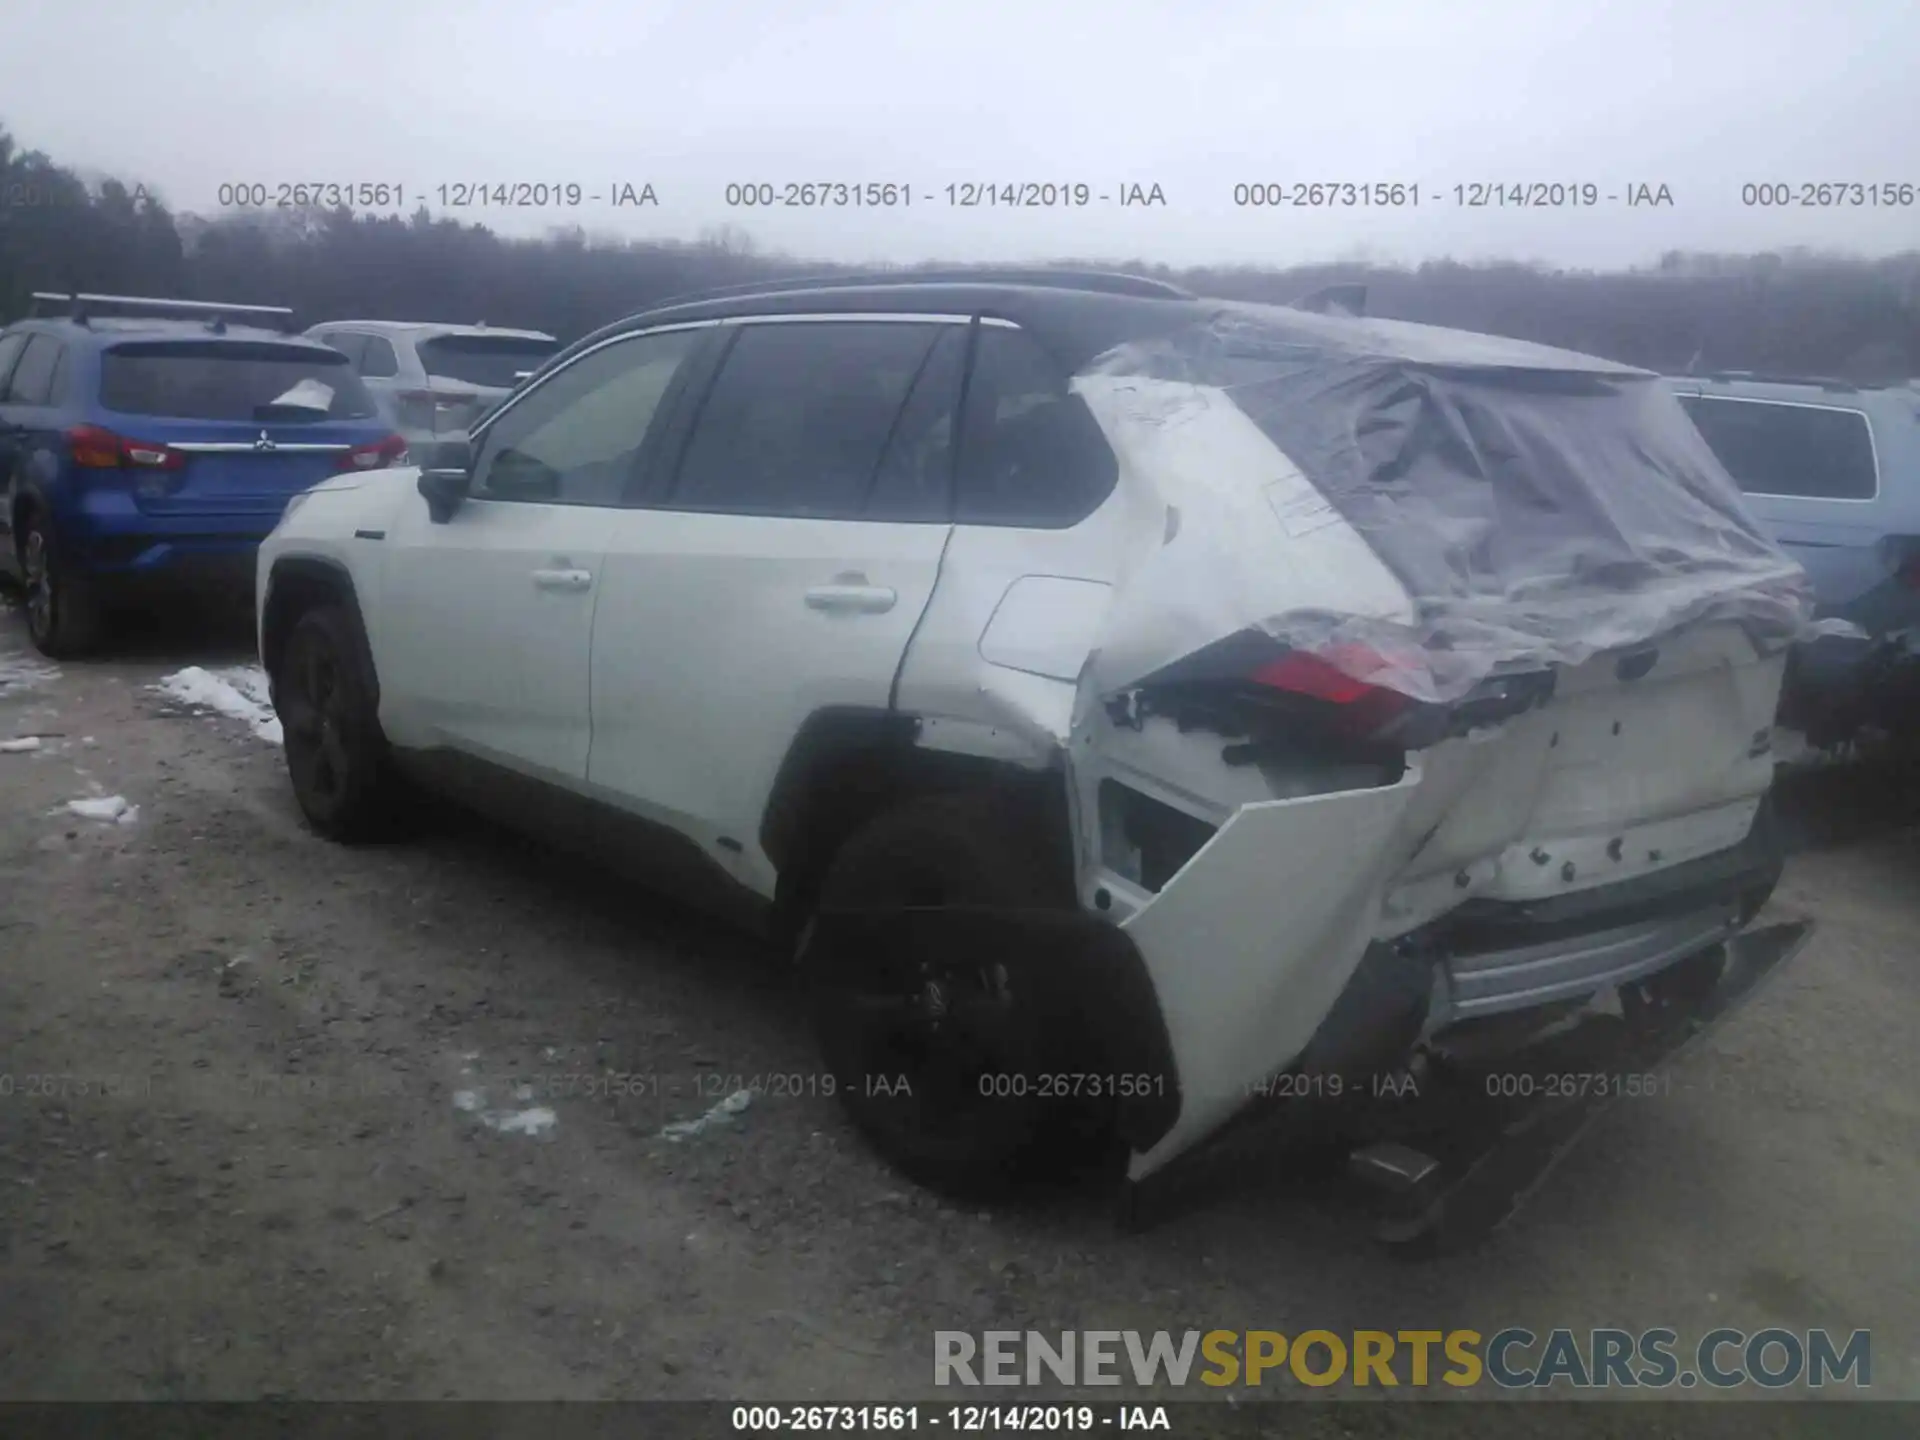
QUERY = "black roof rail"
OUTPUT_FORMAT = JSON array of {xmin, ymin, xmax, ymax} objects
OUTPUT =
[
  {"xmin": 646, "ymin": 267, "xmax": 1195, "ymax": 309},
  {"xmin": 1697, "ymin": 369, "xmax": 1864, "ymax": 392},
  {"xmin": 28, "ymin": 291, "xmax": 298, "ymax": 333},
  {"xmin": 1289, "ymin": 282, "xmax": 1367, "ymax": 318}
]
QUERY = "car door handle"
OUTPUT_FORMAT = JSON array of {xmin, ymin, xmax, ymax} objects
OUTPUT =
[
  {"xmin": 531, "ymin": 568, "xmax": 593, "ymax": 592},
  {"xmin": 805, "ymin": 583, "xmax": 897, "ymax": 614}
]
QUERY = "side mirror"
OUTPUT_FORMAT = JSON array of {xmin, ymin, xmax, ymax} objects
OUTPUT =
[
  {"xmin": 417, "ymin": 467, "xmax": 470, "ymax": 524},
  {"xmin": 428, "ymin": 434, "xmax": 473, "ymax": 471}
]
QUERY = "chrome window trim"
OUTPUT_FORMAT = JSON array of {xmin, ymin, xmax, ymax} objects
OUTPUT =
[
  {"xmin": 719, "ymin": 311, "xmax": 990, "ymax": 326},
  {"xmin": 170, "ymin": 441, "xmax": 352, "ymax": 454},
  {"xmin": 472, "ymin": 313, "xmax": 1018, "ymax": 441}
]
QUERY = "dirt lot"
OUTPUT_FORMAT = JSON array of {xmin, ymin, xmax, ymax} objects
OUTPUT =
[{"xmin": 0, "ymin": 597, "xmax": 1915, "ymax": 1423}]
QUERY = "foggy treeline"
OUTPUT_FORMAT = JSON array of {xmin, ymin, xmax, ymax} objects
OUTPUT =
[{"xmin": 3, "ymin": 126, "xmax": 1917, "ymax": 382}]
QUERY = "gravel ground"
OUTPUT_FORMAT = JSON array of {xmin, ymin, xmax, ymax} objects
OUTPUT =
[{"xmin": 0, "ymin": 599, "xmax": 1913, "ymax": 1428}]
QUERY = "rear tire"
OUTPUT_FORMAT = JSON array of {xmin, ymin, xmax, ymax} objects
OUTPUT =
[
  {"xmin": 19, "ymin": 510, "xmax": 105, "ymax": 659},
  {"xmin": 800, "ymin": 792, "xmax": 1095, "ymax": 1199},
  {"xmin": 274, "ymin": 604, "xmax": 408, "ymax": 842}
]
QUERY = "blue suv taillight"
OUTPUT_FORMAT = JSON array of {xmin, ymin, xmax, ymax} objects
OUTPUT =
[
  {"xmin": 335, "ymin": 434, "xmax": 410, "ymax": 472},
  {"xmin": 66, "ymin": 423, "xmax": 184, "ymax": 471}
]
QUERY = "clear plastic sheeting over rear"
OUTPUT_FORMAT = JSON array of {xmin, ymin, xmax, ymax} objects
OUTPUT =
[{"xmin": 1078, "ymin": 303, "xmax": 1815, "ymax": 705}]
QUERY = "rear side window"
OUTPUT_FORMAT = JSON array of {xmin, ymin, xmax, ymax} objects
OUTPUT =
[
  {"xmin": 98, "ymin": 342, "xmax": 379, "ymax": 421},
  {"xmin": 0, "ymin": 333, "xmax": 29, "ymax": 392},
  {"xmin": 669, "ymin": 321, "xmax": 945, "ymax": 518},
  {"xmin": 1679, "ymin": 395, "xmax": 1879, "ymax": 500},
  {"xmin": 4, "ymin": 335, "xmax": 64, "ymax": 406},
  {"xmin": 420, "ymin": 335, "xmax": 560, "ymax": 389},
  {"xmin": 865, "ymin": 327, "xmax": 968, "ymax": 522},
  {"xmin": 955, "ymin": 326, "xmax": 1118, "ymax": 527},
  {"xmin": 360, "ymin": 336, "xmax": 400, "ymax": 379},
  {"xmin": 316, "ymin": 332, "xmax": 367, "ymax": 367}
]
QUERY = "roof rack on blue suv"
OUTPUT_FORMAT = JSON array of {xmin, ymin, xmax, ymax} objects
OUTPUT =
[
  {"xmin": 28, "ymin": 291, "xmax": 299, "ymax": 334},
  {"xmin": 652, "ymin": 268, "xmax": 1196, "ymax": 308}
]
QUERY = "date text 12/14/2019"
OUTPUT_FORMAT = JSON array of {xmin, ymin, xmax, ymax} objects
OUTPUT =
[
  {"xmin": 721, "ymin": 182, "xmax": 1168, "ymax": 208},
  {"xmin": 214, "ymin": 182, "xmax": 659, "ymax": 210},
  {"xmin": 730, "ymin": 1404, "xmax": 1172, "ymax": 1431},
  {"xmin": 1230, "ymin": 182, "xmax": 1676, "ymax": 208}
]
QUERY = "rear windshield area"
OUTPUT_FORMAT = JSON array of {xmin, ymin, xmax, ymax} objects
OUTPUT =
[
  {"xmin": 1678, "ymin": 395, "xmax": 1879, "ymax": 500},
  {"xmin": 99, "ymin": 342, "xmax": 378, "ymax": 421},
  {"xmin": 1254, "ymin": 367, "xmax": 1790, "ymax": 609},
  {"xmin": 419, "ymin": 335, "xmax": 559, "ymax": 388}
]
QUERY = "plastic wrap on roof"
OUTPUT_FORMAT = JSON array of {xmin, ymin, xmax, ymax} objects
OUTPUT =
[{"xmin": 1077, "ymin": 303, "xmax": 1816, "ymax": 706}]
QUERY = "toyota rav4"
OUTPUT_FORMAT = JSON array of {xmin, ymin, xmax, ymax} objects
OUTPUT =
[{"xmin": 256, "ymin": 270, "xmax": 1815, "ymax": 1241}]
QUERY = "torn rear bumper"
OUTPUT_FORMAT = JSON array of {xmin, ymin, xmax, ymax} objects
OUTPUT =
[
  {"xmin": 1122, "ymin": 916, "xmax": 1812, "ymax": 1252},
  {"xmin": 812, "ymin": 800, "xmax": 1793, "ymax": 1216}
]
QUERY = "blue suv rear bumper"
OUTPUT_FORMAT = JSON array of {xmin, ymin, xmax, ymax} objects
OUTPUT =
[{"xmin": 40, "ymin": 483, "xmax": 285, "ymax": 589}]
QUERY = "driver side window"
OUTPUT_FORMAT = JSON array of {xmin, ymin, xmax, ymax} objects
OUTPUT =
[{"xmin": 472, "ymin": 328, "xmax": 701, "ymax": 506}]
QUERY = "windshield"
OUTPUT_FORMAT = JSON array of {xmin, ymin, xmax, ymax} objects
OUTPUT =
[
  {"xmin": 98, "ymin": 341, "xmax": 378, "ymax": 421},
  {"xmin": 419, "ymin": 334, "xmax": 559, "ymax": 389}
]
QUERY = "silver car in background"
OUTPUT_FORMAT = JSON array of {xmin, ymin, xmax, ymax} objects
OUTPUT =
[
  {"xmin": 304, "ymin": 320, "xmax": 560, "ymax": 468},
  {"xmin": 1665, "ymin": 371, "xmax": 1920, "ymax": 749}
]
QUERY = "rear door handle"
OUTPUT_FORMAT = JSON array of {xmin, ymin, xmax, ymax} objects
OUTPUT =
[
  {"xmin": 531, "ymin": 568, "xmax": 593, "ymax": 593},
  {"xmin": 805, "ymin": 583, "xmax": 897, "ymax": 614}
]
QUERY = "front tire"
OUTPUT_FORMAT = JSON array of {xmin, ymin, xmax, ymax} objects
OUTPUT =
[
  {"xmin": 20, "ymin": 511, "xmax": 105, "ymax": 659},
  {"xmin": 800, "ymin": 792, "xmax": 1095, "ymax": 1198},
  {"xmin": 274, "ymin": 604, "xmax": 407, "ymax": 842}
]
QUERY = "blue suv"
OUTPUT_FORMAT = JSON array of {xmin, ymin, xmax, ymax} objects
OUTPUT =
[
  {"xmin": 0, "ymin": 292, "xmax": 408, "ymax": 657},
  {"xmin": 1666, "ymin": 372, "xmax": 1920, "ymax": 748}
]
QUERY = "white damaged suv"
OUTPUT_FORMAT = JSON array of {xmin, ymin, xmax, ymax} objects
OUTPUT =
[{"xmin": 257, "ymin": 270, "xmax": 1814, "ymax": 1235}]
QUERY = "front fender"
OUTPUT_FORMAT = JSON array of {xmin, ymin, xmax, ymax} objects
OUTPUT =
[{"xmin": 258, "ymin": 469, "xmax": 422, "ymax": 669}]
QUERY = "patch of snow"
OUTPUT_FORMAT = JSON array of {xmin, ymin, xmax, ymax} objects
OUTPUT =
[
  {"xmin": 154, "ymin": 665, "xmax": 282, "ymax": 744},
  {"xmin": 66, "ymin": 795, "xmax": 132, "ymax": 822},
  {"xmin": 1, "ymin": 737, "xmax": 43, "ymax": 753},
  {"xmin": 491, "ymin": 1107, "xmax": 557, "ymax": 1136},
  {"xmin": 659, "ymin": 1088, "xmax": 753, "ymax": 1142},
  {"xmin": 452, "ymin": 1086, "xmax": 557, "ymax": 1136},
  {"xmin": 0, "ymin": 656, "xmax": 60, "ymax": 693}
]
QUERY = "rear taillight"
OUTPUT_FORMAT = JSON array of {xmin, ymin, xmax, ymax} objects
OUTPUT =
[
  {"xmin": 1116, "ymin": 629, "xmax": 1552, "ymax": 763},
  {"xmin": 1898, "ymin": 555, "xmax": 1920, "ymax": 590},
  {"xmin": 65, "ymin": 424, "xmax": 184, "ymax": 471},
  {"xmin": 398, "ymin": 388, "xmax": 476, "ymax": 431},
  {"xmin": 336, "ymin": 434, "xmax": 411, "ymax": 472},
  {"xmin": 1248, "ymin": 643, "xmax": 1418, "ymax": 737}
]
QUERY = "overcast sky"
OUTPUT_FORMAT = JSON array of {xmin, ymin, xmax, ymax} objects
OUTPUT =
[{"xmin": 4, "ymin": 0, "xmax": 1915, "ymax": 270}]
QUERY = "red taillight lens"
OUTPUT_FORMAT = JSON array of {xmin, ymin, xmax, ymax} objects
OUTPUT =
[
  {"xmin": 65, "ymin": 424, "xmax": 183, "ymax": 471},
  {"xmin": 66, "ymin": 425, "xmax": 122, "ymax": 468},
  {"xmin": 336, "ymin": 434, "xmax": 410, "ymax": 472},
  {"xmin": 1249, "ymin": 643, "xmax": 1416, "ymax": 734},
  {"xmin": 1898, "ymin": 555, "xmax": 1920, "ymax": 590}
]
